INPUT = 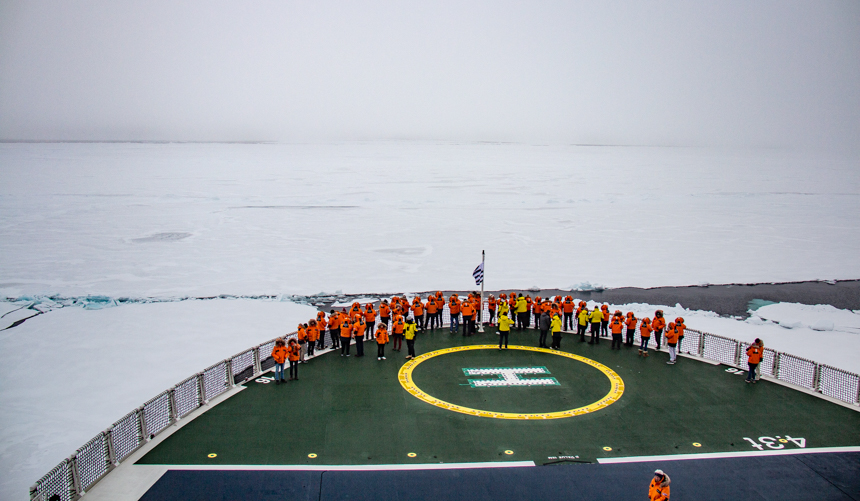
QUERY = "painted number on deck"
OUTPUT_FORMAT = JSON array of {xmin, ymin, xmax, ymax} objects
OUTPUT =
[
  {"xmin": 743, "ymin": 436, "xmax": 806, "ymax": 450},
  {"xmin": 255, "ymin": 376, "xmax": 275, "ymax": 384}
]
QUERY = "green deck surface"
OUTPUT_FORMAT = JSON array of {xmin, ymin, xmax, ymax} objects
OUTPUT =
[{"xmin": 139, "ymin": 327, "xmax": 860, "ymax": 466}]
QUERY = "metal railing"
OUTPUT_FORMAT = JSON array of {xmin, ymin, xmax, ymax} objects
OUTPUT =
[
  {"xmin": 29, "ymin": 304, "xmax": 860, "ymax": 500},
  {"xmin": 29, "ymin": 330, "xmax": 299, "ymax": 501}
]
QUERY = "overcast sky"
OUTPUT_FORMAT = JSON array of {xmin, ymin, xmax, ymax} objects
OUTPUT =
[{"xmin": 1, "ymin": 1, "xmax": 858, "ymax": 148}]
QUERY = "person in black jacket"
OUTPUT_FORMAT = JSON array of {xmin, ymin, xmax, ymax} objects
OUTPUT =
[{"xmin": 538, "ymin": 311, "xmax": 551, "ymax": 348}]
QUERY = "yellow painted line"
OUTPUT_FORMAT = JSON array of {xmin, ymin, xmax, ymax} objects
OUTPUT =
[{"xmin": 397, "ymin": 345, "xmax": 625, "ymax": 420}]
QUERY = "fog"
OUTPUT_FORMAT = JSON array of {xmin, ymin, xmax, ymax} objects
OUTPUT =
[{"xmin": 1, "ymin": 1, "xmax": 858, "ymax": 149}]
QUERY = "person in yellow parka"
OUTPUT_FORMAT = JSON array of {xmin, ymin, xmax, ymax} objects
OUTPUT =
[
  {"xmin": 588, "ymin": 307, "xmax": 604, "ymax": 344},
  {"xmin": 550, "ymin": 313, "xmax": 563, "ymax": 349},
  {"xmin": 497, "ymin": 311, "xmax": 515, "ymax": 350},
  {"xmin": 515, "ymin": 294, "xmax": 528, "ymax": 330},
  {"xmin": 577, "ymin": 307, "xmax": 589, "ymax": 342},
  {"xmin": 404, "ymin": 318, "xmax": 418, "ymax": 359}
]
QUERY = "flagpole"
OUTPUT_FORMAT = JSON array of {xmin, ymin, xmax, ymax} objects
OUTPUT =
[{"xmin": 478, "ymin": 249, "xmax": 485, "ymax": 333}]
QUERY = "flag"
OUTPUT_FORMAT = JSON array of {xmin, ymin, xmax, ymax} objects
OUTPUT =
[{"xmin": 472, "ymin": 262, "xmax": 484, "ymax": 286}]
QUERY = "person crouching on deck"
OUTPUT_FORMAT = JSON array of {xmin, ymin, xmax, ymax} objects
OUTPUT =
[{"xmin": 376, "ymin": 323, "xmax": 389, "ymax": 360}]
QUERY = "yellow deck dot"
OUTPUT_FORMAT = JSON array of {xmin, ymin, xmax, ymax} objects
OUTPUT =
[
  {"xmin": 692, "ymin": 442, "xmax": 702, "ymax": 447},
  {"xmin": 504, "ymin": 450, "xmax": 514, "ymax": 455},
  {"xmin": 779, "ymin": 439, "xmax": 788, "ymax": 443},
  {"xmin": 407, "ymin": 452, "xmax": 417, "ymax": 458},
  {"xmin": 603, "ymin": 447, "xmax": 612, "ymax": 451},
  {"xmin": 308, "ymin": 453, "xmax": 318, "ymax": 458},
  {"xmin": 207, "ymin": 453, "xmax": 217, "ymax": 458}
]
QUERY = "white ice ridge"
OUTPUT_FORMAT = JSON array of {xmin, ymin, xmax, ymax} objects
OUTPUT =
[{"xmin": 464, "ymin": 367, "xmax": 560, "ymax": 387}]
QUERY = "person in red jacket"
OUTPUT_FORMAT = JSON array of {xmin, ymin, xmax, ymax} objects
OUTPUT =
[
  {"xmin": 746, "ymin": 338, "xmax": 764, "ymax": 383},
  {"xmin": 449, "ymin": 294, "xmax": 461, "ymax": 334},
  {"xmin": 600, "ymin": 304, "xmax": 610, "ymax": 337},
  {"xmin": 271, "ymin": 339, "xmax": 288, "ymax": 384},
  {"xmin": 287, "ymin": 338, "xmax": 301, "ymax": 380},
  {"xmin": 306, "ymin": 319, "xmax": 319, "ymax": 358},
  {"xmin": 412, "ymin": 297, "xmax": 425, "ymax": 330}
]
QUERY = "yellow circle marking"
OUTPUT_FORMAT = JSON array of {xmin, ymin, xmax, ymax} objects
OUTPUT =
[
  {"xmin": 407, "ymin": 452, "xmax": 417, "ymax": 457},
  {"xmin": 398, "ymin": 345, "xmax": 624, "ymax": 420},
  {"xmin": 308, "ymin": 453, "xmax": 318, "ymax": 458},
  {"xmin": 504, "ymin": 450, "xmax": 514, "ymax": 455},
  {"xmin": 603, "ymin": 447, "xmax": 612, "ymax": 451},
  {"xmin": 207, "ymin": 453, "xmax": 217, "ymax": 458},
  {"xmin": 778, "ymin": 439, "xmax": 788, "ymax": 443},
  {"xmin": 692, "ymin": 442, "xmax": 702, "ymax": 447}
]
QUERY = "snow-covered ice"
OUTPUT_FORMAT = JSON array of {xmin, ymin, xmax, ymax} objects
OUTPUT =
[
  {"xmin": 1, "ymin": 141, "xmax": 859, "ymax": 500},
  {"xmin": 1, "ymin": 142, "xmax": 859, "ymax": 298},
  {"xmin": 0, "ymin": 298, "xmax": 316, "ymax": 501}
]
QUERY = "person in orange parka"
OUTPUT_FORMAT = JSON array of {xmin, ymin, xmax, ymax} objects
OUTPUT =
[
  {"xmin": 746, "ymin": 338, "xmax": 764, "ymax": 383},
  {"xmin": 487, "ymin": 294, "xmax": 497, "ymax": 326},
  {"xmin": 339, "ymin": 316, "xmax": 353, "ymax": 357},
  {"xmin": 364, "ymin": 303, "xmax": 377, "ymax": 340},
  {"xmin": 375, "ymin": 322, "xmax": 389, "ymax": 360},
  {"xmin": 271, "ymin": 338, "xmax": 288, "ymax": 384},
  {"xmin": 675, "ymin": 317, "xmax": 686, "ymax": 354},
  {"xmin": 609, "ymin": 311, "xmax": 625, "ymax": 350},
  {"xmin": 639, "ymin": 317, "xmax": 652, "ymax": 357},
  {"xmin": 425, "ymin": 296, "xmax": 437, "ymax": 330},
  {"xmin": 449, "ymin": 294, "xmax": 461, "ymax": 334},
  {"xmin": 379, "ymin": 300, "xmax": 391, "ymax": 327},
  {"xmin": 665, "ymin": 322, "xmax": 679, "ymax": 364},
  {"xmin": 306, "ymin": 319, "xmax": 319, "ymax": 358},
  {"xmin": 412, "ymin": 297, "xmax": 425, "ymax": 330},
  {"xmin": 316, "ymin": 312, "xmax": 327, "ymax": 351},
  {"xmin": 624, "ymin": 312, "xmax": 637, "ymax": 347},
  {"xmin": 328, "ymin": 310, "xmax": 341, "ymax": 350},
  {"xmin": 435, "ymin": 292, "xmax": 446, "ymax": 327},
  {"xmin": 461, "ymin": 298, "xmax": 475, "ymax": 337},
  {"xmin": 392, "ymin": 314, "xmax": 405, "ymax": 351},
  {"xmin": 297, "ymin": 323, "xmax": 308, "ymax": 363},
  {"xmin": 649, "ymin": 470, "xmax": 671, "ymax": 500},
  {"xmin": 532, "ymin": 296, "xmax": 542, "ymax": 327},
  {"xmin": 652, "ymin": 310, "xmax": 666, "ymax": 350},
  {"xmin": 287, "ymin": 338, "xmax": 301, "ymax": 380},
  {"xmin": 562, "ymin": 296, "xmax": 575, "ymax": 331}
]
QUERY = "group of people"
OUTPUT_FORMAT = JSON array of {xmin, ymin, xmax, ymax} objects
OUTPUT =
[{"xmin": 270, "ymin": 291, "xmax": 764, "ymax": 385}]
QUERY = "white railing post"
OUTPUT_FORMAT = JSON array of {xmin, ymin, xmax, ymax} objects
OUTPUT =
[
  {"xmin": 253, "ymin": 346, "xmax": 262, "ymax": 377},
  {"xmin": 106, "ymin": 427, "xmax": 118, "ymax": 466},
  {"xmin": 226, "ymin": 359, "xmax": 234, "ymax": 388},
  {"xmin": 773, "ymin": 352, "xmax": 782, "ymax": 379},
  {"xmin": 168, "ymin": 388, "xmax": 178, "ymax": 425},
  {"xmin": 69, "ymin": 454, "xmax": 82, "ymax": 499}
]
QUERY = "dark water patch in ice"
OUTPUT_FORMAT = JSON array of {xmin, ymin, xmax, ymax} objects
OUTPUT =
[
  {"xmin": 132, "ymin": 232, "xmax": 192, "ymax": 243},
  {"xmin": 373, "ymin": 247, "xmax": 429, "ymax": 256}
]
